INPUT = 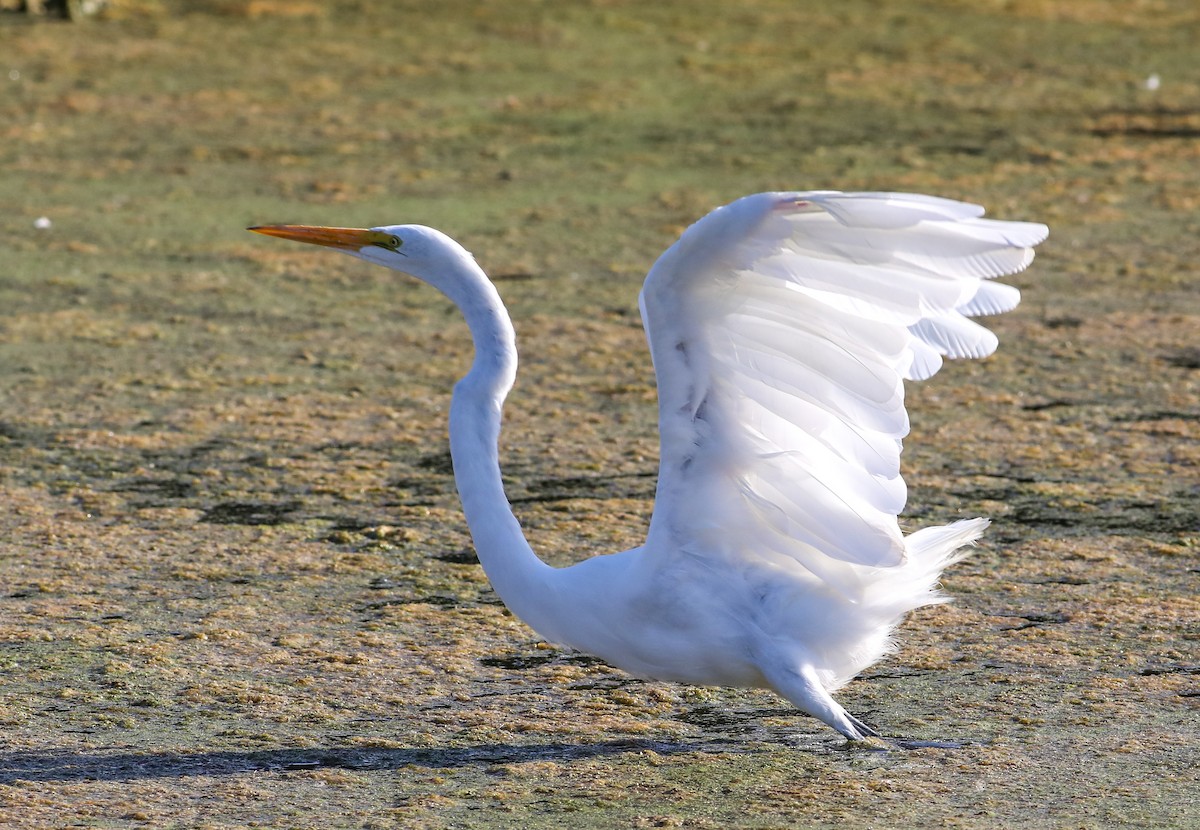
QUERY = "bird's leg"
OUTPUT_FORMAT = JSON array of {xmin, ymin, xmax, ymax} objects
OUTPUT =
[
  {"xmin": 763, "ymin": 662, "xmax": 889, "ymax": 748},
  {"xmin": 766, "ymin": 663, "xmax": 970, "ymax": 749}
]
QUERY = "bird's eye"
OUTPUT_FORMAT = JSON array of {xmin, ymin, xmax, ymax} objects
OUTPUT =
[{"xmin": 373, "ymin": 233, "xmax": 407, "ymax": 255}]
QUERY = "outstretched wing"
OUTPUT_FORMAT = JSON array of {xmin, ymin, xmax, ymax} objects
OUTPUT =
[{"xmin": 638, "ymin": 191, "xmax": 1046, "ymax": 586}]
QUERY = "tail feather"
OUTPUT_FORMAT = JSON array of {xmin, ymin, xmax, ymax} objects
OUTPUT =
[
  {"xmin": 905, "ymin": 517, "xmax": 989, "ymax": 567},
  {"xmin": 863, "ymin": 517, "xmax": 988, "ymax": 615}
]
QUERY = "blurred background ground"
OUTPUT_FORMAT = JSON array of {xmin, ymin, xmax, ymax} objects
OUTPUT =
[{"xmin": 0, "ymin": 1, "xmax": 1197, "ymax": 827}]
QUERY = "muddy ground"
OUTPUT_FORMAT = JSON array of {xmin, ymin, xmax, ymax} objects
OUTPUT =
[{"xmin": 1, "ymin": 2, "xmax": 1197, "ymax": 828}]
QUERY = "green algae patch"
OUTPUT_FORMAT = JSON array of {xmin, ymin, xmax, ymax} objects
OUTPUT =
[{"xmin": 2, "ymin": 1, "xmax": 1199, "ymax": 828}]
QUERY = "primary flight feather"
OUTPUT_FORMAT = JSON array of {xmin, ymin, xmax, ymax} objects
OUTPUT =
[{"xmin": 251, "ymin": 190, "xmax": 1047, "ymax": 744}]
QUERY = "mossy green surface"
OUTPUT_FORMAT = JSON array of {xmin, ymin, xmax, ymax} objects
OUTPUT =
[{"xmin": 1, "ymin": 1, "xmax": 1198, "ymax": 827}]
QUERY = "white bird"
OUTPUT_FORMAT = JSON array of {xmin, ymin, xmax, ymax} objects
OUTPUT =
[{"xmin": 250, "ymin": 191, "xmax": 1047, "ymax": 744}]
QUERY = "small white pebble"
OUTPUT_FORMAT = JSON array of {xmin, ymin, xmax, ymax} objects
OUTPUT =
[
  {"xmin": 1143, "ymin": 73, "xmax": 1161, "ymax": 92},
  {"xmin": 8, "ymin": 70, "xmax": 19, "ymax": 82},
  {"xmin": 34, "ymin": 216, "xmax": 52, "ymax": 230}
]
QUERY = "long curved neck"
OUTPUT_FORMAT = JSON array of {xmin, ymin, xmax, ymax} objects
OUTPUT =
[{"xmin": 443, "ymin": 266, "xmax": 558, "ymax": 632}]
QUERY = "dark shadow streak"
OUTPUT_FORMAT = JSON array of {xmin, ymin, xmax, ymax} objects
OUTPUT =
[{"xmin": 0, "ymin": 739, "xmax": 712, "ymax": 784}]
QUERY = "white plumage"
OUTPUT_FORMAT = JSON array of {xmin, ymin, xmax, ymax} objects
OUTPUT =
[{"xmin": 251, "ymin": 190, "xmax": 1047, "ymax": 743}]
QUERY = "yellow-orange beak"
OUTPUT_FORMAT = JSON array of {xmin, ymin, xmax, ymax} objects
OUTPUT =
[{"xmin": 248, "ymin": 224, "xmax": 396, "ymax": 252}]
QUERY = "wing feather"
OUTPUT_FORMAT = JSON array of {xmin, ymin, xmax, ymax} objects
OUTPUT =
[{"xmin": 639, "ymin": 191, "xmax": 1046, "ymax": 588}]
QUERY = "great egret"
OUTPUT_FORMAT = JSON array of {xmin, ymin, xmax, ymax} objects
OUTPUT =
[{"xmin": 250, "ymin": 191, "xmax": 1047, "ymax": 744}]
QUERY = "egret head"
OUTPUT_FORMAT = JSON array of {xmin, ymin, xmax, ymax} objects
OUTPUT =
[{"xmin": 248, "ymin": 223, "xmax": 476, "ymax": 289}]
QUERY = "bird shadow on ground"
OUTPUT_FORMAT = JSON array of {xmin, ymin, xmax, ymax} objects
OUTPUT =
[
  {"xmin": 0, "ymin": 739, "xmax": 722, "ymax": 784},
  {"xmin": 0, "ymin": 730, "xmax": 973, "ymax": 784}
]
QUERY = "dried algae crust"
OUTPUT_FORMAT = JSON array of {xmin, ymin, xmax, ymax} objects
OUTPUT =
[{"xmin": 1, "ymin": 1, "xmax": 1198, "ymax": 827}]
